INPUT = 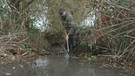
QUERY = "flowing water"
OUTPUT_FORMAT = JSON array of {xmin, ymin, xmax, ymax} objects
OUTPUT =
[{"xmin": 0, "ymin": 56, "xmax": 132, "ymax": 76}]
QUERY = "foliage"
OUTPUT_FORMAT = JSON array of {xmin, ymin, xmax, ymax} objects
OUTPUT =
[
  {"xmin": 1, "ymin": 0, "xmax": 135, "ymax": 63},
  {"xmin": 92, "ymin": 0, "xmax": 135, "ymax": 61},
  {"xmin": 0, "ymin": 0, "xmax": 48, "ymax": 56}
]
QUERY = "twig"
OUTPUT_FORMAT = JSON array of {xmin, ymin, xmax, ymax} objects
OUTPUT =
[{"xmin": 124, "ymin": 35, "xmax": 135, "ymax": 39}]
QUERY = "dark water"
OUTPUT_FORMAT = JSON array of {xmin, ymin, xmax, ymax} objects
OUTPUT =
[{"xmin": 0, "ymin": 56, "xmax": 132, "ymax": 76}]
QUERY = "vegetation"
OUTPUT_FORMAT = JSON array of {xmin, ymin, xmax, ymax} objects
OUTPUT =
[
  {"xmin": 93, "ymin": 0, "xmax": 135, "ymax": 62},
  {"xmin": 0, "ymin": 0, "xmax": 135, "ymax": 68},
  {"xmin": 0, "ymin": 0, "xmax": 47, "ymax": 60}
]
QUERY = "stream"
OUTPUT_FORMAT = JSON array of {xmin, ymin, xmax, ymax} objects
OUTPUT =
[{"xmin": 0, "ymin": 56, "xmax": 132, "ymax": 76}]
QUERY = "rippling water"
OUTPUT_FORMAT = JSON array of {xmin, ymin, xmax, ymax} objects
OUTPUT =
[{"xmin": 0, "ymin": 56, "xmax": 131, "ymax": 76}]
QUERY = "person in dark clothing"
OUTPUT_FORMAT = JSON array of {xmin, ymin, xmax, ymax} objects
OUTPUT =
[{"xmin": 58, "ymin": 8, "xmax": 79, "ymax": 56}]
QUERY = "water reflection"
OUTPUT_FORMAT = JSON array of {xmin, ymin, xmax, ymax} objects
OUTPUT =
[
  {"xmin": 0, "ymin": 56, "xmax": 130, "ymax": 76},
  {"xmin": 34, "ymin": 58, "xmax": 49, "ymax": 67}
]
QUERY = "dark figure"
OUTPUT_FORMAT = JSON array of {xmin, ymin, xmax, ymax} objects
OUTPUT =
[{"xmin": 59, "ymin": 8, "xmax": 79, "ymax": 56}]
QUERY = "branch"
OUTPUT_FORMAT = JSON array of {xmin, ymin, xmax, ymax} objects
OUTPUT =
[
  {"xmin": 124, "ymin": 35, "xmax": 135, "ymax": 39},
  {"xmin": 104, "ymin": 0, "xmax": 132, "ymax": 11}
]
